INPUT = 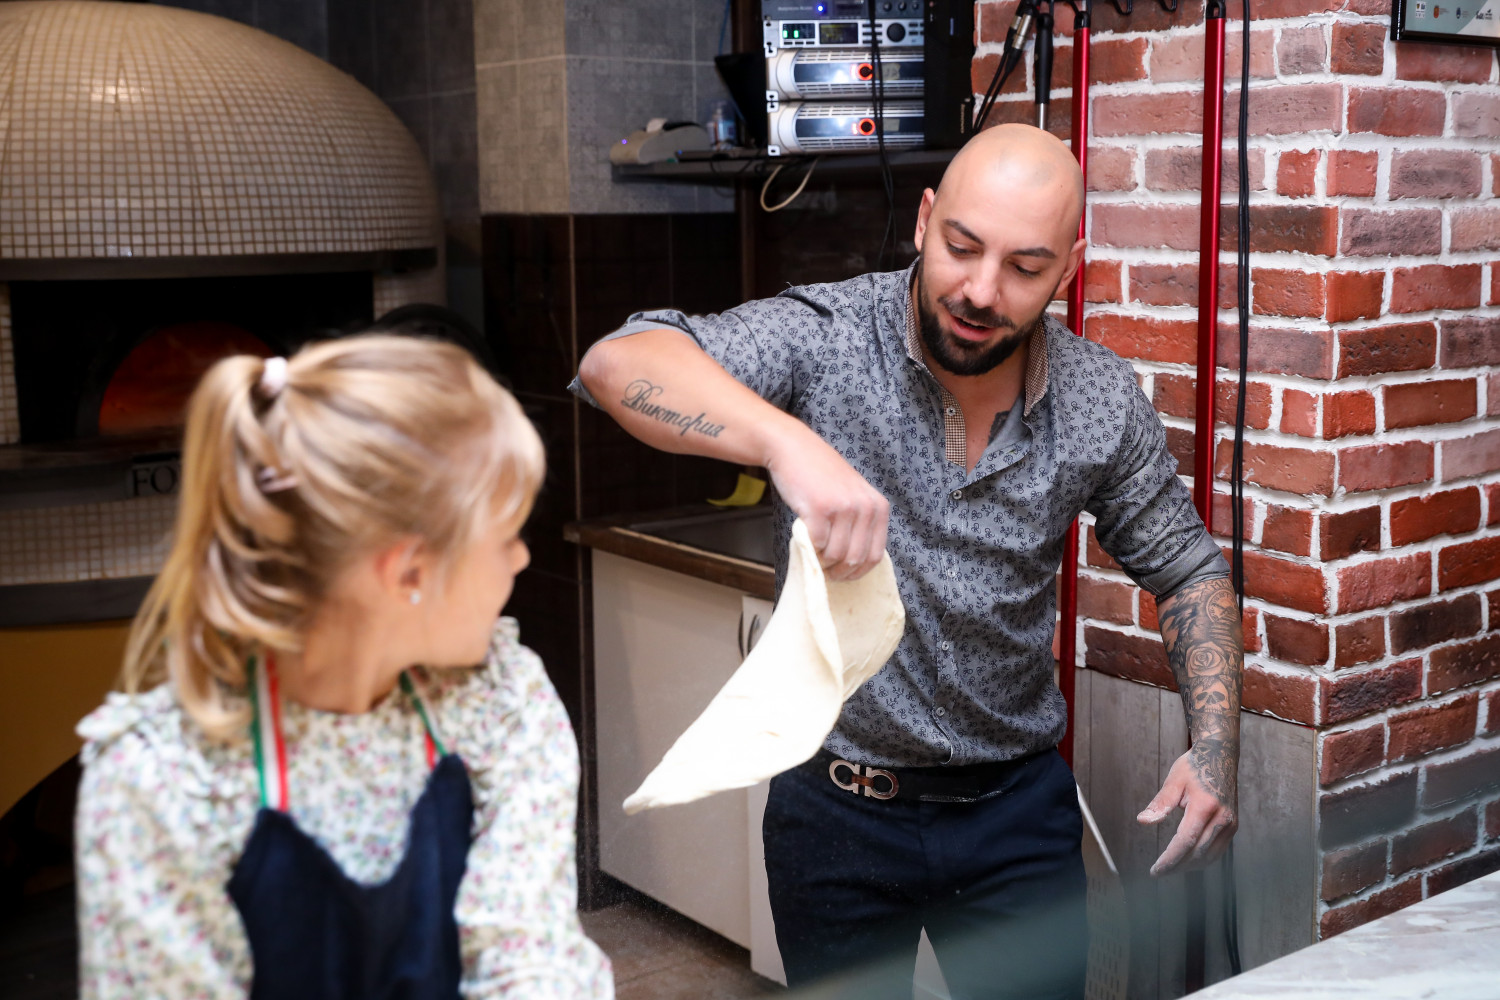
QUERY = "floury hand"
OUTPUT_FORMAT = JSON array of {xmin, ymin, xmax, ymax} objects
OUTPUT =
[{"xmin": 763, "ymin": 421, "xmax": 889, "ymax": 583}]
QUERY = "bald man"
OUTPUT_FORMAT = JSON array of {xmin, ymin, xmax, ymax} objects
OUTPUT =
[{"xmin": 573, "ymin": 124, "xmax": 1242, "ymax": 999}]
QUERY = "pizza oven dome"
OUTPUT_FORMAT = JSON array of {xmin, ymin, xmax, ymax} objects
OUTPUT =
[{"xmin": 0, "ymin": 0, "xmax": 441, "ymax": 265}]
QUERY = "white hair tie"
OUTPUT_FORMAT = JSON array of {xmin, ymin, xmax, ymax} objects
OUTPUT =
[{"xmin": 259, "ymin": 357, "xmax": 289, "ymax": 399}]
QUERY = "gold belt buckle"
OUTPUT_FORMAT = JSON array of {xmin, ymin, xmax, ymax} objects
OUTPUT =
[{"xmin": 829, "ymin": 759, "xmax": 899, "ymax": 800}]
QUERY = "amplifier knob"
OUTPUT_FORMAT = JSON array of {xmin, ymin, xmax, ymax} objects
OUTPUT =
[
  {"xmin": 887, "ymin": 22, "xmax": 907, "ymax": 41},
  {"xmin": 857, "ymin": 62, "xmax": 874, "ymax": 80},
  {"xmin": 856, "ymin": 118, "xmax": 876, "ymax": 136}
]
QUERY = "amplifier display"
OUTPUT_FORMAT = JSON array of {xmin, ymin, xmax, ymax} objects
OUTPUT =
[
  {"xmin": 767, "ymin": 100, "xmax": 925, "ymax": 155},
  {"xmin": 765, "ymin": 47, "xmax": 924, "ymax": 102},
  {"xmin": 763, "ymin": 17, "xmax": 923, "ymax": 56}
]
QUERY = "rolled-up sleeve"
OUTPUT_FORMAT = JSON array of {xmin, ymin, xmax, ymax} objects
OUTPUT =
[
  {"xmin": 1085, "ymin": 384, "xmax": 1228, "ymax": 598},
  {"xmin": 568, "ymin": 293, "xmax": 835, "ymax": 411}
]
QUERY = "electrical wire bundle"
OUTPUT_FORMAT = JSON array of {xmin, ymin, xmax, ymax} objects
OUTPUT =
[
  {"xmin": 867, "ymin": 0, "xmax": 897, "ymax": 269},
  {"xmin": 975, "ymin": 0, "xmax": 1036, "ymax": 131}
]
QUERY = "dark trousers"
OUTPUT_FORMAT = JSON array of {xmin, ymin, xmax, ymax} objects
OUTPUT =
[{"xmin": 763, "ymin": 750, "xmax": 1087, "ymax": 1000}]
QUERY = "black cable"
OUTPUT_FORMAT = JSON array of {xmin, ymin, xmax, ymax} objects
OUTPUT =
[
  {"xmin": 1230, "ymin": 6, "xmax": 1249, "ymax": 714},
  {"xmin": 975, "ymin": 0, "xmax": 1036, "ymax": 131},
  {"xmin": 1033, "ymin": 2, "xmax": 1054, "ymax": 130},
  {"xmin": 1225, "ymin": 0, "xmax": 1250, "ymax": 980},
  {"xmin": 868, "ymin": 0, "xmax": 896, "ymax": 269},
  {"xmin": 974, "ymin": 49, "xmax": 1019, "ymax": 131}
]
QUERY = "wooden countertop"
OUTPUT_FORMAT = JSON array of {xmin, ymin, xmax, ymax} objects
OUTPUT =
[{"xmin": 564, "ymin": 505, "xmax": 776, "ymax": 600}]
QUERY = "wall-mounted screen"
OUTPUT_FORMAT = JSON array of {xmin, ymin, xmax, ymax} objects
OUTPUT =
[{"xmin": 1391, "ymin": 0, "xmax": 1500, "ymax": 45}]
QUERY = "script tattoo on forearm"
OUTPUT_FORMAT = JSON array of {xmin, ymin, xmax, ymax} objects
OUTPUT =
[
  {"xmin": 621, "ymin": 379, "xmax": 726, "ymax": 439},
  {"xmin": 1157, "ymin": 577, "xmax": 1244, "ymax": 813}
]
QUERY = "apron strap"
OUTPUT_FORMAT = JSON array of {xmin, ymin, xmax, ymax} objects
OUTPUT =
[
  {"xmin": 400, "ymin": 671, "xmax": 447, "ymax": 767},
  {"xmin": 250, "ymin": 652, "xmax": 289, "ymax": 812},
  {"xmin": 250, "ymin": 654, "xmax": 442, "ymax": 811}
]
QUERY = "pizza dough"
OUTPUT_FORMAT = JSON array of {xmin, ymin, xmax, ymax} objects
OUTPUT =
[{"xmin": 623, "ymin": 518, "xmax": 905, "ymax": 814}]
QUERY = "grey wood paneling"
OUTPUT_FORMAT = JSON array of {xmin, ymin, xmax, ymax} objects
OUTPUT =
[
  {"xmin": 1156, "ymin": 689, "xmax": 1190, "ymax": 999},
  {"xmin": 1073, "ymin": 669, "xmax": 1093, "ymax": 792},
  {"xmin": 1232, "ymin": 711, "xmax": 1318, "ymax": 968},
  {"xmin": 1078, "ymin": 672, "xmax": 1319, "ymax": 1000},
  {"xmin": 1081, "ymin": 673, "xmax": 1168, "ymax": 1000}
]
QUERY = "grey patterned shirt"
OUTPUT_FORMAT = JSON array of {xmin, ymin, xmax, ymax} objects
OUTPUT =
[{"xmin": 572, "ymin": 262, "xmax": 1227, "ymax": 767}]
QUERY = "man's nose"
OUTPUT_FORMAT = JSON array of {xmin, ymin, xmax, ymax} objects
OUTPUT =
[{"xmin": 964, "ymin": 260, "xmax": 1004, "ymax": 310}]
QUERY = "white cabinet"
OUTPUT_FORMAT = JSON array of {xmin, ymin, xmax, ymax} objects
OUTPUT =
[
  {"xmin": 740, "ymin": 595, "xmax": 781, "ymax": 985},
  {"xmin": 592, "ymin": 551, "xmax": 785, "ymax": 983},
  {"xmin": 592, "ymin": 550, "xmax": 947, "ymax": 997}
]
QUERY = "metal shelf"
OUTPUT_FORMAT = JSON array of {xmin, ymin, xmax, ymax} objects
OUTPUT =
[{"xmin": 611, "ymin": 147, "xmax": 957, "ymax": 184}]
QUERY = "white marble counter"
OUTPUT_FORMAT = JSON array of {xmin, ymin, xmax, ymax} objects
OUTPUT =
[{"xmin": 1185, "ymin": 870, "xmax": 1500, "ymax": 999}]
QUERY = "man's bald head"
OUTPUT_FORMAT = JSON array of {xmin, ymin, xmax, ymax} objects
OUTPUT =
[
  {"xmin": 934, "ymin": 124, "xmax": 1084, "ymax": 241},
  {"xmin": 910, "ymin": 123, "xmax": 1089, "ymax": 379}
]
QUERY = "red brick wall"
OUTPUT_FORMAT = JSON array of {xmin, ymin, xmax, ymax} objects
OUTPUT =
[{"xmin": 975, "ymin": 0, "xmax": 1500, "ymax": 937}]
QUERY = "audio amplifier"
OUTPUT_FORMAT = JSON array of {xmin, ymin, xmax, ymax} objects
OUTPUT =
[
  {"xmin": 767, "ymin": 100, "xmax": 925, "ymax": 155},
  {"xmin": 765, "ymin": 47, "xmax": 923, "ymax": 104}
]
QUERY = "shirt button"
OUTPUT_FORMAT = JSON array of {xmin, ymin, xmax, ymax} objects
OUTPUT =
[
  {"xmin": 951, "ymin": 489, "xmax": 962, "ymax": 500},
  {"xmin": 945, "ymin": 406, "xmax": 956, "ymax": 416},
  {"xmin": 948, "ymin": 569, "xmax": 957, "ymax": 579},
  {"xmin": 940, "ymin": 640, "xmax": 951, "ymax": 651},
  {"xmin": 935, "ymin": 707, "xmax": 947, "ymax": 717}
]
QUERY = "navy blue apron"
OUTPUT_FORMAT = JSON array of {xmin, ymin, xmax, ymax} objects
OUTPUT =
[{"xmin": 227, "ymin": 657, "xmax": 473, "ymax": 1000}]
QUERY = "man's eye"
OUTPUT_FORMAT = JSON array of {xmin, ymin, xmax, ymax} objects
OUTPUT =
[
  {"xmin": 1014, "ymin": 264, "xmax": 1041, "ymax": 277},
  {"xmin": 947, "ymin": 244, "xmax": 974, "ymax": 257}
]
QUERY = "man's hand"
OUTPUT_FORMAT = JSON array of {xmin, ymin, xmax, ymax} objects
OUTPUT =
[
  {"xmin": 763, "ymin": 421, "xmax": 890, "ymax": 581},
  {"xmin": 1141, "ymin": 576, "xmax": 1244, "ymax": 876},
  {"xmin": 1138, "ymin": 742, "xmax": 1238, "ymax": 875}
]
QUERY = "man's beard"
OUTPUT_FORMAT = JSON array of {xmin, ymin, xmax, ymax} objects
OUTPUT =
[{"xmin": 916, "ymin": 275, "xmax": 1048, "ymax": 378}]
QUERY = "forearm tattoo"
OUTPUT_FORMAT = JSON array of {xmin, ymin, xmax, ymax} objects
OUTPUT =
[
  {"xmin": 1157, "ymin": 577, "xmax": 1244, "ymax": 811},
  {"xmin": 621, "ymin": 379, "xmax": 726, "ymax": 439}
]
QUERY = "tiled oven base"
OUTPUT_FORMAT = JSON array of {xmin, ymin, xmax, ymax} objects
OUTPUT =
[{"xmin": 0, "ymin": 495, "xmax": 174, "ymax": 588}]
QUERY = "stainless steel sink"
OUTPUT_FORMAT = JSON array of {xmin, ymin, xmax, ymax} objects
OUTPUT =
[{"xmin": 629, "ymin": 507, "xmax": 775, "ymax": 566}]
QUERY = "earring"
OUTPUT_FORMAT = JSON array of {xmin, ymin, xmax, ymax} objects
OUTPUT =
[{"xmin": 409, "ymin": 590, "xmax": 422, "ymax": 606}]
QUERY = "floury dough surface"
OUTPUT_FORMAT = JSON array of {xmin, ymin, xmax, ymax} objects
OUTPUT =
[{"xmin": 623, "ymin": 518, "xmax": 906, "ymax": 814}]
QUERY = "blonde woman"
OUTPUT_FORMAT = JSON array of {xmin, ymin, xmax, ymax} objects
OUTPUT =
[{"xmin": 74, "ymin": 337, "xmax": 613, "ymax": 1000}]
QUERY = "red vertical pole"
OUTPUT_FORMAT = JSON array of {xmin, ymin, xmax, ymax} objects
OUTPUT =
[
  {"xmin": 1058, "ymin": 4, "xmax": 1090, "ymax": 770},
  {"xmin": 1194, "ymin": 8, "xmax": 1227, "ymax": 527}
]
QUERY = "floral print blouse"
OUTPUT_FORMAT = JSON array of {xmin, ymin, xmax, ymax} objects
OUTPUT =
[{"xmin": 75, "ymin": 617, "xmax": 614, "ymax": 1000}]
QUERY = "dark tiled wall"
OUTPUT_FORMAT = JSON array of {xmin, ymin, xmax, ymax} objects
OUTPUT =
[
  {"xmin": 473, "ymin": 0, "xmax": 734, "ymax": 215},
  {"xmin": 482, "ymin": 211, "xmax": 741, "ymax": 903},
  {"xmin": 160, "ymin": 0, "xmax": 329, "ymax": 58},
  {"xmin": 327, "ymin": 0, "xmax": 480, "ymax": 241},
  {"xmin": 748, "ymin": 170, "xmax": 937, "ymax": 298},
  {"xmin": 326, "ymin": 0, "xmax": 483, "ymax": 326},
  {"xmin": 161, "ymin": 0, "xmax": 484, "ymax": 326},
  {"xmin": 484, "ymin": 211, "xmax": 743, "ymax": 669}
]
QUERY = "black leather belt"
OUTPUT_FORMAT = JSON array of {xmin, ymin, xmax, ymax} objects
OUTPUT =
[{"xmin": 805, "ymin": 748, "xmax": 1044, "ymax": 804}]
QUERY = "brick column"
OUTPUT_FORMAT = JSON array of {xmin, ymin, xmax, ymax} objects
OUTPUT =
[{"xmin": 976, "ymin": 0, "xmax": 1500, "ymax": 943}]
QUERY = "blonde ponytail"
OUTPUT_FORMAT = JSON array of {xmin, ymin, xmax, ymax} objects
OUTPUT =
[{"xmin": 122, "ymin": 336, "xmax": 544, "ymax": 739}]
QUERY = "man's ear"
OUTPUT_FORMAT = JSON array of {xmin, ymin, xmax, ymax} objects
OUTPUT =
[
  {"xmin": 913, "ymin": 188, "xmax": 937, "ymax": 254},
  {"xmin": 1057, "ymin": 237, "xmax": 1088, "ymax": 289}
]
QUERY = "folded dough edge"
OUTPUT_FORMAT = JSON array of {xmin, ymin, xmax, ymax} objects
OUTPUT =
[{"xmin": 622, "ymin": 518, "xmax": 905, "ymax": 814}]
